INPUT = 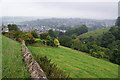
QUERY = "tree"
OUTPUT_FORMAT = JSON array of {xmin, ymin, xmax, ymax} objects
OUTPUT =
[
  {"xmin": 8, "ymin": 24, "xmax": 19, "ymax": 31},
  {"xmin": 46, "ymin": 40, "xmax": 54, "ymax": 47},
  {"xmin": 48, "ymin": 29, "xmax": 58, "ymax": 38},
  {"xmin": 109, "ymin": 26, "xmax": 120, "ymax": 40},
  {"xmin": 23, "ymin": 33, "xmax": 34, "ymax": 44},
  {"xmin": 109, "ymin": 40, "xmax": 120, "ymax": 64},
  {"xmin": 71, "ymin": 34, "xmax": 77, "ymax": 39},
  {"xmin": 91, "ymin": 51, "xmax": 106, "ymax": 58},
  {"xmin": 65, "ymin": 25, "xmax": 88, "ymax": 36},
  {"xmin": 31, "ymin": 30, "xmax": 38, "ymax": 38},
  {"xmin": 12, "ymin": 31, "xmax": 23, "ymax": 41},
  {"xmin": 89, "ymin": 44, "xmax": 109, "ymax": 58},
  {"xmin": 40, "ymin": 33, "xmax": 48, "ymax": 40},
  {"xmin": 115, "ymin": 17, "xmax": 120, "ymax": 26},
  {"xmin": 71, "ymin": 39, "xmax": 88, "ymax": 52},
  {"xmin": 100, "ymin": 32, "xmax": 115, "ymax": 48},
  {"xmin": 58, "ymin": 35, "xmax": 72, "ymax": 47},
  {"xmin": 58, "ymin": 31, "xmax": 64, "ymax": 37},
  {"xmin": 54, "ymin": 39, "xmax": 60, "ymax": 47}
]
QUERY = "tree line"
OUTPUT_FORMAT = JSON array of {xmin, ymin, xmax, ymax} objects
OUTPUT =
[{"xmin": 58, "ymin": 25, "xmax": 120, "ymax": 65}]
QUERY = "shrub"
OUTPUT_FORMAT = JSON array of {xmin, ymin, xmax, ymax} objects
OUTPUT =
[
  {"xmin": 91, "ymin": 51, "xmax": 106, "ymax": 58},
  {"xmin": 22, "ymin": 33, "xmax": 35, "ymax": 44},
  {"xmin": 31, "ymin": 30, "xmax": 38, "ymax": 38},
  {"xmin": 47, "ymin": 40, "xmax": 55, "ymax": 47},
  {"xmin": 100, "ymin": 32, "xmax": 115, "ymax": 48},
  {"xmin": 54, "ymin": 39, "xmax": 60, "ymax": 47},
  {"xmin": 2, "ymin": 31, "xmax": 15, "ymax": 39},
  {"xmin": 8, "ymin": 24, "xmax": 19, "ymax": 31},
  {"xmin": 33, "ymin": 55, "xmax": 69, "ymax": 78},
  {"xmin": 48, "ymin": 29, "xmax": 58, "ymax": 38},
  {"xmin": 71, "ymin": 39, "xmax": 88, "ymax": 52},
  {"xmin": 40, "ymin": 33, "xmax": 48, "ymax": 40},
  {"xmin": 58, "ymin": 35, "xmax": 72, "ymax": 48},
  {"xmin": 2, "ymin": 32, "xmax": 6, "ymax": 35},
  {"xmin": 35, "ymin": 38, "xmax": 42, "ymax": 43},
  {"xmin": 89, "ymin": 44, "xmax": 109, "ymax": 58},
  {"xmin": 12, "ymin": 31, "xmax": 24, "ymax": 41},
  {"xmin": 34, "ymin": 38, "xmax": 47, "ymax": 46}
]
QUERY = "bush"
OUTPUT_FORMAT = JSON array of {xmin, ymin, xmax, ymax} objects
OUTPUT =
[
  {"xmin": 12, "ymin": 31, "xmax": 24, "ymax": 41},
  {"xmin": 34, "ymin": 38, "xmax": 47, "ymax": 45},
  {"xmin": 47, "ymin": 40, "xmax": 55, "ymax": 47},
  {"xmin": 22, "ymin": 33, "xmax": 35, "ymax": 44},
  {"xmin": 40, "ymin": 33, "xmax": 48, "ymax": 40},
  {"xmin": 65, "ymin": 25, "xmax": 88, "ymax": 36},
  {"xmin": 35, "ymin": 38, "xmax": 42, "ymax": 42},
  {"xmin": 8, "ymin": 24, "xmax": 19, "ymax": 31},
  {"xmin": 54, "ymin": 39, "xmax": 60, "ymax": 47},
  {"xmin": 48, "ymin": 29, "xmax": 58, "ymax": 38},
  {"xmin": 31, "ymin": 30, "xmax": 38, "ymax": 38},
  {"xmin": 109, "ymin": 26, "xmax": 120, "ymax": 40},
  {"xmin": 2, "ymin": 32, "xmax": 6, "ymax": 35},
  {"xmin": 2, "ymin": 31, "xmax": 15, "ymax": 39},
  {"xmin": 58, "ymin": 35, "xmax": 72, "ymax": 48},
  {"xmin": 100, "ymin": 32, "xmax": 115, "ymax": 48},
  {"xmin": 33, "ymin": 55, "xmax": 69, "ymax": 78},
  {"xmin": 91, "ymin": 51, "xmax": 106, "ymax": 58},
  {"xmin": 89, "ymin": 44, "xmax": 109, "ymax": 58},
  {"xmin": 71, "ymin": 39, "xmax": 88, "ymax": 52}
]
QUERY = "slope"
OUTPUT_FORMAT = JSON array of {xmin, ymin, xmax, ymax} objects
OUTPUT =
[
  {"xmin": 79, "ymin": 27, "xmax": 110, "ymax": 38},
  {"xmin": 28, "ymin": 46, "xmax": 118, "ymax": 78},
  {"xmin": 0, "ymin": 35, "xmax": 2, "ymax": 79},
  {"xmin": 2, "ymin": 36, "xmax": 29, "ymax": 78}
]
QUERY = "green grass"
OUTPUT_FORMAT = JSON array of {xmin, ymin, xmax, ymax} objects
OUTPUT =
[
  {"xmin": 0, "ymin": 34, "xmax": 2, "ymax": 79},
  {"xmin": 28, "ymin": 46, "xmax": 118, "ymax": 78},
  {"xmin": 79, "ymin": 27, "xmax": 110, "ymax": 38},
  {"xmin": 2, "ymin": 36, "xmax": 29, "ymax": 78}
]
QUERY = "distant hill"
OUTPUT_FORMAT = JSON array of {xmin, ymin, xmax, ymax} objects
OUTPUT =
[
  {"xmin": 20, "ymin": 18, "xmax": 115, "ymax": 28},
  {"xmin": 1, "ymin": 17, "xmax": 115, "ymax": 28},
  {"xmin": 79, "ymin": 27, "xmax": 110, "ymax": 38},
  {"xmin": 28, "ymin": 45, "xmax": 118, "ymax": 78}
]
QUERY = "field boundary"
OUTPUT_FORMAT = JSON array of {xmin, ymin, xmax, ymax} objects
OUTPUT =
[{"xmin": 22, "ymin": 40, "xmax": 47, "ymax": 80}]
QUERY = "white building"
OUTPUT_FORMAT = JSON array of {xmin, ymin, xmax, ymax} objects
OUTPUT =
[{"xmin": 2, "ymin": 27, "xmax": 9, "ymax": 32}]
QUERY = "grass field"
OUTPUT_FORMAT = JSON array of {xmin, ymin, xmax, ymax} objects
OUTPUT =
[
  {"xmin": 28, "ymin": 46, "xmax": 118, "ymax": 78},
  {"xmin": 2, "ymin": 36, "xmax": 29, "ymax": 78},
  {"xmin": 79, "ymin": 27, "xmax": 110, "ymax": 38},
  {"xmin": 0, "ymin": 35, "xmax": 2, "ymax": 79}
]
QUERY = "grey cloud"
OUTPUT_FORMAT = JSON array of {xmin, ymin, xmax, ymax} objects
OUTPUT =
[{"xmin": 2, "ymin": 2, "xmax": 118, "ymax": 19}]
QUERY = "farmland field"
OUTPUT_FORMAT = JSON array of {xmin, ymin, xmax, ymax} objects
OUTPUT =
[
  {"xmin": 28, "ymin": 46, "xmax": 118, "ymax": 78},
  {"xmin": 2, "ymin": 36, "xmax": 29, "ymax": 78}
]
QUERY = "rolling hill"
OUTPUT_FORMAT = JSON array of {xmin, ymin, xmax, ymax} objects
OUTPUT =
[
  {"xmin": 79, "ymin": 27, "xmax": 110, "ymax": 38},
  {"xmin": 28, "ymin": 46, "xmax": 118, "ymax": 78},
  {"xmin": 2, "ymin": 36, "xmax": 29, "ymax": 78}
]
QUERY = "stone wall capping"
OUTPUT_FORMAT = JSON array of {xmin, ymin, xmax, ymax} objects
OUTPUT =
[{"xmin": 22, "ymin": 40, "xmax": 48, "ymax": 80}]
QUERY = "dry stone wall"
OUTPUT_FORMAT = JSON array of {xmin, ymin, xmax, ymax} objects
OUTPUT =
[{"xmin": 22, "ymin": 40, "xmax": 48, "ymax": 80}]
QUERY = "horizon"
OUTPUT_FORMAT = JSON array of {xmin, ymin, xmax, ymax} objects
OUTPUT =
[{"xmin": 1, "ymin": 16, "xmax": 117, "ymax": 20}]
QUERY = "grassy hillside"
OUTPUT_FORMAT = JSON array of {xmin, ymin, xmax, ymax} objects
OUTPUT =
[
  {"xmin": 0, "ymin": 35, "xmax": 2, "ymax": 79},
  {"xmin": 2, "ymin": 36, "xmax": 29, "ymax": 78},
  {"xmin": 79, "ymin": 27, "xmax": 110, "ymax": 38},
  {"xmin": 28, "ymin": 46, "xmax": 118, "ymax": 78}
]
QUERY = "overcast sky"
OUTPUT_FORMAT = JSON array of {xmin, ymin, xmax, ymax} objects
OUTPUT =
[{"xmin": 0, "ymin": 0, "xmax": 119, "ymax": 19}]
